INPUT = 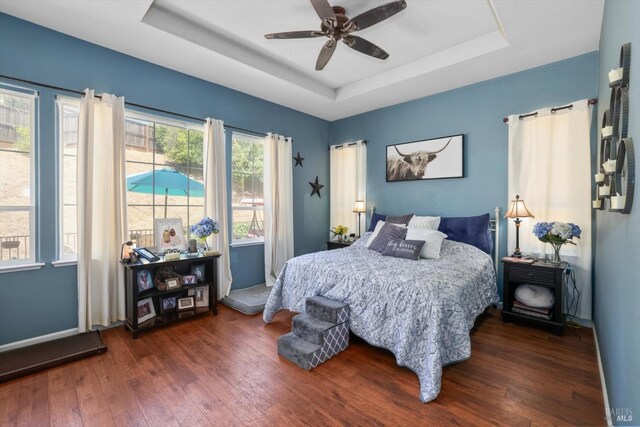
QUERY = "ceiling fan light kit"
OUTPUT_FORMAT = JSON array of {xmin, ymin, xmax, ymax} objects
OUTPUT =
[{"xmin": 264, "ymin": 0, "xmax": 408, "ymax": 70}]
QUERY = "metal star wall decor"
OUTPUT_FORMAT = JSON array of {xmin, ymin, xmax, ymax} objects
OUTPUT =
[
  {"xmin": 309, "ymin": 176, "xmax": 324, "ymax": 198},
  {"xmin": 293, "ymin": 152, "xmax": 305, "ymax": 167}
]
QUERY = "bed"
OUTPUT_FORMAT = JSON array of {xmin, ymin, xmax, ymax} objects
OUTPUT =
[{"xmin": 263, "ymin": 212, "xmax": 500, "ymax": 403}]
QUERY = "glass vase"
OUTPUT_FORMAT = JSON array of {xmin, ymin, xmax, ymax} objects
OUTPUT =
[{"xmin": 550, "ymin": 242, "xmax": 563, "ymax": 264}]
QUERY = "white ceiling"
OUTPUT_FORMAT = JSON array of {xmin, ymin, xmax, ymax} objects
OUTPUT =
[{"xmin": 0, "ymin": 0, "xmax": 604, "ymax": 121}]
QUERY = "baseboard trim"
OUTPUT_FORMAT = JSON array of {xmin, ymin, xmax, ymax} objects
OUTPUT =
[
  {"xmin": 593, "ymin": 326, "xmax": 612, "ymax": 427},
  {"xmin": 0, "ymin": 328, "xmax": 78, "ymax": 353}
]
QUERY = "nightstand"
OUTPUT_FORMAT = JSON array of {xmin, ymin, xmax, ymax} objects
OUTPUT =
[
  {"xmin": 327, "ymin": 240, "xmax": 353, "ymax": 250},
  {"xmin": 501, "ymin": 259, "xmax": 567, "ymax": 335}
]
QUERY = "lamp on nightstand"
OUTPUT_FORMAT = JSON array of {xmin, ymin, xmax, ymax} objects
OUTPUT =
[
  {"xmin": 504, "ymin": 195, "xmax": 534, "ymax": 257},
  {"xmin": 353, "ymin": 200, "xmax": 366, "ymax": 237}
]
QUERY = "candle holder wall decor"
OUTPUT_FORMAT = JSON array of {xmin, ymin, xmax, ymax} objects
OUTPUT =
[{"xmin": 596, "ymin": 42, "xmax": 634, "ymax": 214}]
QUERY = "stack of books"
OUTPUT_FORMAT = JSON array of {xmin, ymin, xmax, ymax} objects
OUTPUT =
[{"xmin": 511, "ymin": 300, "xmax": 552, "ymax": 319}]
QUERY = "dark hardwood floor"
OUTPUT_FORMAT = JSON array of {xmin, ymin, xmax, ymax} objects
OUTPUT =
[{"xmin": 0, "ymin": 306, "xmax": 605, "ymax": 426}]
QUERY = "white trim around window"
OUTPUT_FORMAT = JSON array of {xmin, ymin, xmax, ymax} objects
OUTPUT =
[
  {"xmin": 0, "ymin": 86, "xmax": 37, "ymax": 268},
  {"xmin": 56, "ymin": 96, "xmax": 80, "ymax": 262}
]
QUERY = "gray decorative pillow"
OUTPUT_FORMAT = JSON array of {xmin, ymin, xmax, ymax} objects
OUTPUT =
[
  {"xmin": 381, "ymin": 239, "xmax": 425, "ymax": 260},
  {"xmin": 368, "ymin": 222, "xmax": 408, "ymax": 253},
  {"xmin": 386, "ymin": 213, "xmax": 414, "ymax": 225}
]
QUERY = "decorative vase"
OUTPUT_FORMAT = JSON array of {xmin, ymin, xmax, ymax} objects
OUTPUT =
[
  {"xmin": 199, "ymin": 237, "xmax": 209, "ymax": 251},
  {"xmin": 550, "ymin": 243, "xmax": 563, "ymax": 264},
  {"xmin": 337, "ymin": 235, "xmax": 343, "ymax": 242}
]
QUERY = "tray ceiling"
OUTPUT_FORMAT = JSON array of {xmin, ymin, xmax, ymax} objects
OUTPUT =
[{"xmin": 0, "ymin": 0, "xmax": 604, "ymax": 121}]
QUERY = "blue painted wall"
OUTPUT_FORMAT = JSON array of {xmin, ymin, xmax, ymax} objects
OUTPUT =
[
  {"xmin": 594, "ymin": 0, "xmax": 640, "ymax": 423},
  {"xmin": 0, "ymin": 13, "xmax": 330, "ymax": 345},
  {"xmin": 330, "ymin": 52, "xmax": 599, "ymax": 298}
]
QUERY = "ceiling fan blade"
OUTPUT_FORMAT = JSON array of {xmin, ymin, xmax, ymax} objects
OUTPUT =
[
  {"xmin": 347, "ymin": 0, "xmax": 407, "ymax": 32},
  {"xmin": 310, "ymin": 0, "xmax": 337, "ymax": 26},
  {"xmin": 315, "ymin": 38, "xmax": 337, "ymax": 71},
  {"xmin": 343, "ymin": 36, "xmax": 389, "ymax": 60},
  {"xmin": 265, "ymin": 30, "xmax": 325, "ymax": 39}
]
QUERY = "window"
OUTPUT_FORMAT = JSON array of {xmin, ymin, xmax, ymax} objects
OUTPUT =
[
  {"xmin": 0, "ymin": 88, "xmax": 36, "ymax": 265},
  {"xmin": 124, "ymin": 112, "xmax": 204, "ymax": 248},
  {"xmin": 58, "ymin": 98, "xmax": 80, "ymax": 259},
  {"xmin": 231, "ymin": 132, "xmax": 264, "ymax": 244}
]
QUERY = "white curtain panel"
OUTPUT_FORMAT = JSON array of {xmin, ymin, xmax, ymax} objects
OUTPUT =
[
  {"xmin": 264, "ymin": 133, "xmax": 294, "ymax": 287},
  {"xmin": 77, "ymin": 90, "xmax": 128, "ymax": 333},
  {"xmin": 203, "ymin": 118, "xmax": 233, "ymax": 298},
  {"xmin": 330, "ymin": 141, "xmax": 367, "ymax": 237},
  {"xmin": 508, "ymin": 99, "xmax": 593, "ymax": 319}
]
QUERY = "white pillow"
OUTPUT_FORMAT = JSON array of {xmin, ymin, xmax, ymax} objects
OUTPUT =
[
  {"xmin": 365, "ymin": 221, "xmax": 406, "ymax": 248},
  {"xmin": 515, "ymin": 284, "xmax": 554, "ymax": 309},
  {"xmin": 408, "ymin": 215, "xmax": 441, "ymax": 230},
  {"xmin": 405, "ymin": 226, "xmax": 447, "ymax": 259}
]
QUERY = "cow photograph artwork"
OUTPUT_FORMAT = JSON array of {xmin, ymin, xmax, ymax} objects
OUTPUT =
[{"xmin": 386, "ymin": 134, "xmax": 464, "ymax": 182}]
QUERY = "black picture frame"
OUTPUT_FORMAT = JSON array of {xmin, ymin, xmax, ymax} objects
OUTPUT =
[
  {"xmin": 386, "ymin": 134, "xmax": 464, "ymax": 182},
  {"xmin": 137, "ymin": 269, "xmax": 153, "ymax": 293},
  {"xmin": 133, "ymin": 247, "xmax": 160, "ymax": 262},
  {"xmin": 159, "ymin": 296, "xmax": 177, "ymax": 314},
  {"xmin": 190, "ymin": 264, "xmax": 206, "ymax": 282},
  {"xmin": 183, "ymin": 275, "xmax": 197, "ymax": 286}
]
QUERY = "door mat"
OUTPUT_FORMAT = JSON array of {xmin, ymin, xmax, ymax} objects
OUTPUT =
[
  {"xmin": 0, "ymin": 331, "xmax": 107, "ymax": 383},
  {"xmin": 221, "ymin": 284, "xmax": 271, "ymax": 315}
]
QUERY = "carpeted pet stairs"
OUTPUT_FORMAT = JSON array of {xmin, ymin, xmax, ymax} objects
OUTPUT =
[{"xmin": 277, "ymin": 296, "xmax": 349, "ymax": 370}]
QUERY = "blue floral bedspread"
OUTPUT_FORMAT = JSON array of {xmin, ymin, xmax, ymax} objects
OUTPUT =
[{"xmin": 263, "ymin": 234, "xmax": 498, "ymax": 402}]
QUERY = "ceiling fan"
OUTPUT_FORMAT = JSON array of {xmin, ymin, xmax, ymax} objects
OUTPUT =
[{"xmin": 264, "ymin": 0, "xmax": 408, "ymax": 71}]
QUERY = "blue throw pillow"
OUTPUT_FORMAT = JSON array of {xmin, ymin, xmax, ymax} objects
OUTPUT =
[
  {"xmin": 368, "ymin": 222, "xmax": 408, "ymax": 253},
  {"xmin": 438, "ymin": 213, "xmax": 491, "ymax": 254},
  {"xmin": 367, "ymin": 212, "xmax": 387, "ymax": 232}
]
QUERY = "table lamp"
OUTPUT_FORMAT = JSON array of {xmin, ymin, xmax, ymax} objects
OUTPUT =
[
  {"xmin": 121, "ymin": 241, "xmax": 134, "ymax": 263},
  {"xmin": 504, "ymin": 195, "xmax": 534, "ymax": 257},
  {"xmin": 353, "ymin": 200, "xmax": 366, "ymax": 237}
]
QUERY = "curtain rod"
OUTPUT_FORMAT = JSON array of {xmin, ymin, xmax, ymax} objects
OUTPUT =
[
  {"xmin": 503, "ymin": 98, "xmax": 597, "ymax": 123},
  {"xmin": 329, "ymin": 140, "xmax": 368, "ymax": 150},
  {"xmin": 0, "ymin": 74, "xmax": 268, "ymax": 137}
]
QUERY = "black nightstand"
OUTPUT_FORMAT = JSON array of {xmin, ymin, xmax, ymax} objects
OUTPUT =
[
  {"xmin": 501, "ymin": 259, "xmax": 567, "ymax": 335},
  {"xmin": 327, "ymin": 240, "xmax": 353, "ymax": 250}
]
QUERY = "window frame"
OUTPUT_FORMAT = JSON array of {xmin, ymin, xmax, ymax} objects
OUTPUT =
[
  {"xmin": 0, "ymin": 86, "xmax": 38, "ymax": 267},
  {"xmin": 56, "ymin": 96, "xmax": 80, "ymax": 261},
  {"xmin": 124, "ymin": 109, "xmax": 205, "ymax": 248},
  {"xmin": 231, "ymin": 131, "xmax": 265, "ymax": 246}
]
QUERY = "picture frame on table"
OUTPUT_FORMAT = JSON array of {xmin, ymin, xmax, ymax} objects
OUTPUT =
[
  {"xmin": 190, "ymin": 264, "xmax": 206, "ymax": 282},
  {"xmin": 159, "ymin": 296, "xmax": 177, "ymax": 314},
  {"xmin": 177, "ymin": 297, "xmax": 195, "ymax": 311},
  {"xmin": 137, "ymin": 269, "xmax": 153, "ymax": 293},
  {"xmin": 182, "ymin": 275, "xmax": 197, "ymax": 286},
  {"xmin": 154, "ymin": 218, "xmax": 187, "ymax": 253},
  {"xmin": 137, "ymin": 297, "xmax": 156, "ymax": 323},
  {"xmin": 133, "ymin": 247, "xmax": 159, "ymax": 262},
  {"xmin": 386, "ymin": 134, "xmax": 464, "ymax": 182},
  {"xmin": 188, "ymin": 286, "xmax": 209, "ymax": 308},
  {"xmin": 165, "ymin": 278, "xmax": 181, "ymax": 290}
]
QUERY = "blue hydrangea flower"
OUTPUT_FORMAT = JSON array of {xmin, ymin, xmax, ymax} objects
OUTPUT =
[
  {"xmin": 569, "ymin": 223, "xmax": 582, "ymax": 238},
  {"xmin": 190, "ymin": 217, "xmax": 219, "ymax": 239},
  {"xmin": 532, "ymin": 221, "xmax": 581, "ymax": 244}
]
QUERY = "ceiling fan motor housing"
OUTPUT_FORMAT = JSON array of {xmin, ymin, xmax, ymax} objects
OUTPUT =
[{"xmin": 321, "ymin": 6, "xmax": 350, "ymax": 34}]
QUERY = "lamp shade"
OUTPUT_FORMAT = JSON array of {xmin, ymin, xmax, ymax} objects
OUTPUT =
[
  {"xmin": 353, "ymin": 200, "xmax": 366, "ymax": 213},
  {"xmin": 504, "ymin": 195, "xmax": 534, "ymax": 219}
]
